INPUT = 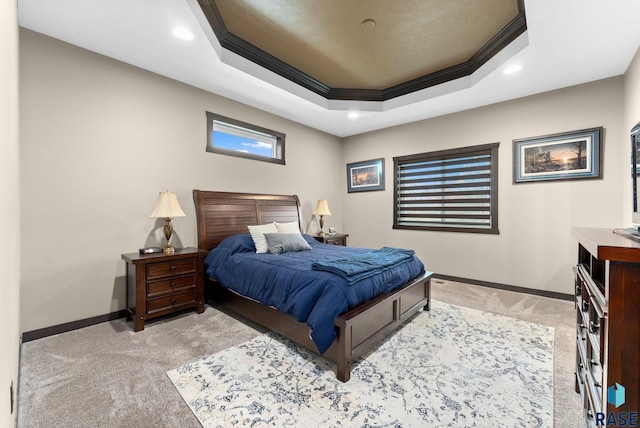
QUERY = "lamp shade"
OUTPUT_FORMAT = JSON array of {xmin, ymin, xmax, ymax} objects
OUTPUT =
[
  {"xmin": 313, "ymin": 199, "xmax": 331, "ymax": 216},
  {"xmin": 150, "ymin": 191, "xmax": 185, "ymax": 218}
]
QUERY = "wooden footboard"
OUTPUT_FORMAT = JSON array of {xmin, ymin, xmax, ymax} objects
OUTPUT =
[
  {"xmin": 207, "ymin": 271, "xmax": 432, "ymax": 382},
  {"xmin": 332, "ymin": 271, "xmax": 431, "ymax": 381}
]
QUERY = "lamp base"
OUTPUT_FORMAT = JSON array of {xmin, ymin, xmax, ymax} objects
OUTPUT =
[
  {"xmin": 318, "ymin": 215, "xmax": 326, "ymax": 238},
  {"xmin": 162, "ymin": 218, "xmax": 176, "ymax": 254}
]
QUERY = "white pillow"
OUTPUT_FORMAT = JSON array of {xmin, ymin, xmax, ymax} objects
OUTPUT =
[
  {"xmin": 247, "ymin": 223, "xmax": 278, "ymax": 253},
  {"xmin": 275, "ymin": 221, "xmax": 301, "ymax": 234}
]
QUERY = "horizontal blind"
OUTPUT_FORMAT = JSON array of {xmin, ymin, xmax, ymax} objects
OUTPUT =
[{"xmin": 394, "ymin": 143, "xmax": 498, "ymax": 233}]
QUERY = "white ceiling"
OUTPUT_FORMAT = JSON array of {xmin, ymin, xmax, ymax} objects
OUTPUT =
[{"xmin": 17, "ymin": 0, "xmax": 640, "ymax": 138}]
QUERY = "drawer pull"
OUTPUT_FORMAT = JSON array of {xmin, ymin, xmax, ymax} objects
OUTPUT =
[
  {"xmin": 170, "ymin": 282, "xmax": 176, "ymax": 288},
  {"xmin": 590, "ymin": 320, "xmax": 600, "ymax": 333},
  {"xmin": 170, "ymin": 298, "xmax": 176, "ymax": 305},
  {"xmin": 589, "ymin": 359, "xmax": 598, "ymax": 367},
  {"xmin": 170, "ymin": 265, "xmax": 176, "ymax": 271},
  {"xmin": 582, "ymin": 299, "xmax": 589, "ymax": 312}
]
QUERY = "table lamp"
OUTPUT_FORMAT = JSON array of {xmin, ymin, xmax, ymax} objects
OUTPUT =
[
  {"xmin": 313, "ymin": 199, "xmax": 331, "ymax": 237},
  {"xmin": 150, "ymin": 191, "xmax": 185, "ymax": 254}
]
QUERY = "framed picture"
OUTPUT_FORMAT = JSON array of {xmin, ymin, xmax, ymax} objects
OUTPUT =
[
  {"xmin": 513, "ymin": 127, "xmax": 603, "ymax": 183},
  {"xmin": 347, "ymin": 158, "xmax": 385, "ymax": 193}
]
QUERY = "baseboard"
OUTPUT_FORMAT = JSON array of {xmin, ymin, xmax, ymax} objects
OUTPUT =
[
  {"xmin": 21, "ymin": 310, "xmax": 126, "ymax": 342},
  {"xmin": 20, "ymin": 275, "xmax": 571, "ymax": 342},
  {"xmin": 432, "ymin": 274, "xmax": 574, "ymax": 301}
]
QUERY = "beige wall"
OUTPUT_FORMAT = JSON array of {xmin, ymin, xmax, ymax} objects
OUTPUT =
[
  {"xmin": 1, "ymin": 0, "xmax": 21, "ymax": 425},
  {"xmin": 18, "ymin": 27, "xmax": 637, "ymax": 331},
  {"xmin": 624, "ymin": 47, "xmax": 640, "ymax": 226},
  {"xmin": 343, "ymin": 78, "xmax": 625, "ymax": 294},
  {"xmin": 19, "ymin": 29, "xmax": 343, "ymax": 332}
]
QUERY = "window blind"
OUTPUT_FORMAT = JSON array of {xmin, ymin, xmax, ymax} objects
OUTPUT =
[{"xmin": 393, "ymin": 143, "xmax": 499, "ymax": 234}]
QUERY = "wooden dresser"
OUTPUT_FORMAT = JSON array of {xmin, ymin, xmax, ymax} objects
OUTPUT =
[
  {"xmin": 122, "ymin": 247, "xmax": 207, "ymax": 331},
  {"xmin": 572, "ymin": 227, "xmax": 640, "ymax": 426}
]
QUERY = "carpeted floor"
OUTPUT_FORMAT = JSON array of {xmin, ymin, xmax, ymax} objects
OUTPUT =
[{"xmin": 17, "ymin": 280, "xmax": 583, "ymax": 427}]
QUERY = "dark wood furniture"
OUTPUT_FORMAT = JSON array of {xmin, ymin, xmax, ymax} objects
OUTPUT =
[
  {"xmin": 193, "ymin": 190, "xmax": 432, "ymax": 382},
  {"xmin": 573, "ymin": 227, "xmax": 640, "ymax": 425},
  {"xmin": 122, "ymin": 248, "xmax": 207, "ymax": 332},
  {"xmin": 314, "ymin": 233, "xmax": 348, "ymax": 246}
]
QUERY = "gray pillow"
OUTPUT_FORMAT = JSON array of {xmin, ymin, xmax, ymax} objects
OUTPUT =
[{"xmin": 264, "ymin": 233, "xmax": 312, "ymax": 255}]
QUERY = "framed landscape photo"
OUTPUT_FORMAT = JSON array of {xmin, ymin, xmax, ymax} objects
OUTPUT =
[
  {"xmin": 347, "ymin": 158, "xmax": 385, "ymax": 193},
  {"xmin": 513, "ymin": 127, "xmax": 603, "ymax": 184}
]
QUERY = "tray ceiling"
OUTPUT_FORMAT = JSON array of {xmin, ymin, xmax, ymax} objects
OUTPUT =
[{"xmin": 200, "ymin": 0, "xmax": 526, "ymax": 101}]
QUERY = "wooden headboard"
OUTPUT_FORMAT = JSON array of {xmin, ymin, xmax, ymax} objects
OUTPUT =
[{"xmin": 192, "ymin": 190, "xmax": 303, "ymax": 250}]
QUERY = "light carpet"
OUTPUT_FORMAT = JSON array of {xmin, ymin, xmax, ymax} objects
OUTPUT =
[{"xmin": 167, "ymin": 300, "xmax": 554, "ymax": 427}]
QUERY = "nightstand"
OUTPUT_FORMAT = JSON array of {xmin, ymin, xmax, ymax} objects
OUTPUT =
[
  {"xmin": 314, "ymin": 233, "xmax": 349, "ymax": 246},
  {"xmin": 121, "ymin": 247, "xmax": 207, "ymax": 331}
]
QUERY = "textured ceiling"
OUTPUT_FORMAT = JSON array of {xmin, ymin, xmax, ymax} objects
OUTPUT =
[{"xmin": 204, "ymin": 0, "xmax": 525, "ymax": 100}]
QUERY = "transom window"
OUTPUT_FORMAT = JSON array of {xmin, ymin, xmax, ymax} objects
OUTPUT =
[
  {"xmin": 206, "ymin": 112, "xmax": 285, "ymax": 165},
  {"xmin": 393, "ymin": 143, "xmax": 499, "ymax": 234}
]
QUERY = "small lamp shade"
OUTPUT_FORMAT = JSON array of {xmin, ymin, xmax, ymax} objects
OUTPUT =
[
  {"xmin": 150, "ymin": 192, "xmax": 185, "ymax": 219},
  {"xmin": 313, "ymin": 199, "xmax": 331, "ymax": 216}
]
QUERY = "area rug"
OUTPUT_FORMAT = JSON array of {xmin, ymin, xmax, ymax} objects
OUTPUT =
[{"xmin": 167, "ymin": 301, "xmax": 554, "ymax": 427}]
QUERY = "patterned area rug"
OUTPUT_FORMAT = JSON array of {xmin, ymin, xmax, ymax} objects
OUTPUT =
[{"xmin": 167, "ymin": 301, "xmax": 554, "ymax": 427}]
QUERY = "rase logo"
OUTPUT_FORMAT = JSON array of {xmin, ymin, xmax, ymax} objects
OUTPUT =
[
  {"xmin": 595, "ymin": 383, "xmax": 638, "ymax": 427},
  {"xmin": 609, "ymin": 383, "xmax": 626, "ymax": 408}
]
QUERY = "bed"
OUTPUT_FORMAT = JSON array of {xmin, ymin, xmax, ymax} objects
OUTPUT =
[{"xmin": 193, "ymin": 190, "xmax": 432, "ymax": 382}]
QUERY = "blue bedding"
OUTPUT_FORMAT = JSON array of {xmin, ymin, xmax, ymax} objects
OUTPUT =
[
  {"xmin": 311, "ymin": 247, "xmax": 416, "ymax": 285},
  {"xmin": 204, "ymin": 234, "xmax": 425, "ymax": 354}
]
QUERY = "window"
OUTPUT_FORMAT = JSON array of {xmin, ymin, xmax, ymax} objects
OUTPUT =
[
  {"xmin": 393, "ymin": 143, "xmax": 499, "ymax": 234},
  {"xmin": 206, "ymin": 112, "xmax": 285, "ymax": 165}
]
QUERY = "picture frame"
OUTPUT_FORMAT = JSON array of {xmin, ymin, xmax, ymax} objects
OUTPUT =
[
  {"xmin": 513, "ymin": 127, "xmax": 603, "ymax": 184},
  {"xmin": 347, "ymin": 158, "xmax": 385, "ymax": 193}
]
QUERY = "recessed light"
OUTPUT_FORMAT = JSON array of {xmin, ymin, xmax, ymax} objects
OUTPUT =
[
  {"xmin": 172, "ymin": 27, "xmax": 194, "ymax": 41},
  {"xmin": 503, "ymin": 64, "xmax": 522, "ymax": 75},
  {"xmin": 348, "ymin": 112, "xmax": 360, "ymax": 119},
  {"xmin": 360, "ymin": 19, "xmax": 376, "ymax": 30}
]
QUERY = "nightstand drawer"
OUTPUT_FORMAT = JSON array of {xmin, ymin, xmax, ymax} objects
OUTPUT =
[
  {"xmin": 147, "ymin": 274, "xmax": 197, "ymax": 297},
  {"xmin": 147, "ymin": 289, "xmax": 196, "ymax": 313},
  {"xmin": 326, "ymin": 237, "xmax": 345, "ymax": 245},
  {"xmin": 146, "ymin": 259, "xmax": 196, "ymax": 279},
  {"xmin": 314, "ymin": 234, "xmax": 348, "ymax": 246}
]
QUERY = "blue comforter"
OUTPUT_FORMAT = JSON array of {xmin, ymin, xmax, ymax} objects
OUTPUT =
[
  {"xmin": 311, "ymin": 247, "xmax": 416, "ymax": 285},
  {"xmin": 204, "ymin": 234, "xmax": 425, "ymax": 354}
]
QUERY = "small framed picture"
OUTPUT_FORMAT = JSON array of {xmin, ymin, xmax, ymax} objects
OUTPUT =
[
  {"xmin": 513, "ymin": 127, "xmax": 603, "ymax": 183},
  {"xmin": 347, "ymin": 158, "xmax": 385, "ymax": 193}
]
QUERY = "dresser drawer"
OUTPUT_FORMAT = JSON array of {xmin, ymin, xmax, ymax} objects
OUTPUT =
[
  {"xmin": 146, "ymin": 258, "xmax": 196, "ymax": 279},
  {"xmin": 147, "ymin": 274, "xmax": 197, "ymax": 297},
  {"xmin": 147, "ymin": 289, "xmax": 196, "ymax": 313}
]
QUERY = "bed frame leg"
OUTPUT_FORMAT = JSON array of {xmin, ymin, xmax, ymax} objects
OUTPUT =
[
  {"xmin": 336, "ymin": 322, "xmax": 352, "ymax": 382},
  {"xmin": 337, "ymin": 359, "xmax": 351, "ymax": 382},
  {"xmin": 423, "ymin": 278, "xmax": 431, "ymax": 311}
]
